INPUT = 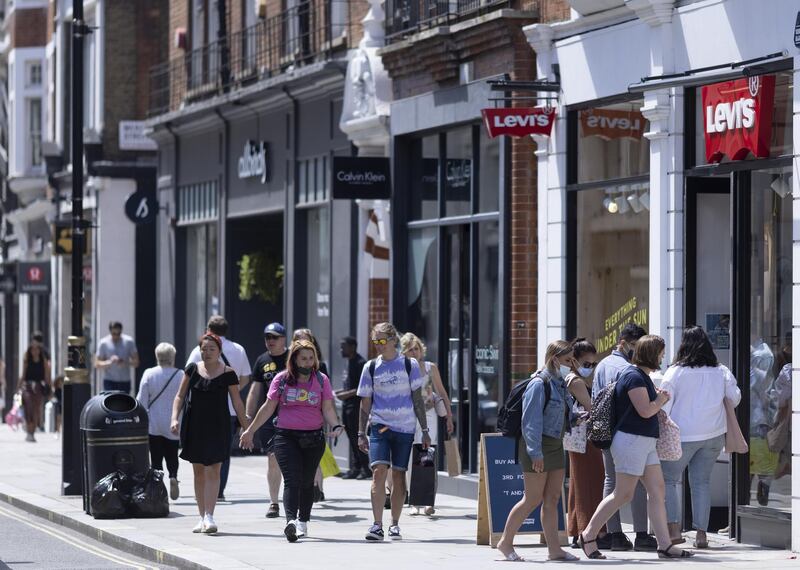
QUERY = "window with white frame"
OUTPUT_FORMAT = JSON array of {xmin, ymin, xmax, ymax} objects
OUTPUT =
[
  {"xmin": 28, "ymin": 98, "xmax": 43, "ymax": 167},
  {"xmin": 26, "ymin": 62, "xmax": 43, "ymax": 87}
]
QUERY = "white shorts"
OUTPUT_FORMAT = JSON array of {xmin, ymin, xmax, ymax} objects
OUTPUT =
[{"xmin": 611, "ymin": 430, "xmax": 659, "ymax": 476}]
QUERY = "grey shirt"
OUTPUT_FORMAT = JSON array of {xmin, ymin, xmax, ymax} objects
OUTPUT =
[
  {"xmin": 592, "ymin": 349, "xmax": 633, "ymax": 399},
  {"xmin": 96, "ymin": 334, "xmax": 138, "ymax": 382}
]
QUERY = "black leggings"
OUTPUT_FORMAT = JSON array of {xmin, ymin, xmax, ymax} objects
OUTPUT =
[
  {"xmin": 149, "ymin": 435, "xmax": 179, "ymax": 479},
  {"xmin": 273, "ymin": 429, "xmax": 326, "ymax": 523}
]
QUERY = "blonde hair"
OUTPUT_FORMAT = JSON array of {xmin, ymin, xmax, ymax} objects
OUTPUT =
[
  {"xmin": 154, "ymin": 343, "xmax": 176, "ymax": 366},
  {"xmin": 400, "ymin": 332, "xmax": 427, "ymax": 357},
  {"xmin": 371, "ymin": 322, "xmax": 399, "ymax": 346},
  {"xmin": 544, "ymin": 340, "xmax": 573, "ymax": 371}
]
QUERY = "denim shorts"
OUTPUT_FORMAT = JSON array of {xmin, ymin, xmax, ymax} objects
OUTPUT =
[
  {"xmin": 611, "ymin": 430, "xmax": 659, "ymax": 476},
  {"xmin": 369, "ymin": 425, "xmax": 415, "ymax": 471}
]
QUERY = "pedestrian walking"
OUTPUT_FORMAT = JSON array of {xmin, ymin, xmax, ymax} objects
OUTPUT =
[
  {"xmin": 95, "ymin": 322, "xmax": 139, "ymax": 394},
  {"xmin": 20, "ymin": 333, "xmax": 51, "ymax": 442},
  {"xmin": 399, "ymin": 332, "xmax": 453, "ymax": 516},
  {"xmin": 660, "ymin": 326, "xmax": 741, "ymax": 548},
  {"xmin": 137, "ymin": 343, "xmax": 183, "ymax": 501},
  {"xmin": 246, "ymin": 322, "xmax": 289, "ymax": 518},
  {"xmin": 579, "ymin": 335, "xmax": 693, "ymax": 560},
  {"xmin": 240, "ymin": 339, "xmax": 344, "ymax": 542},
  {"xmin": 336, "ymin": 336, "xmax": 370, "ymax": 479},
  {"xmin": 171, "ymin": 333, "xmax": 249, "ymax": 534},
  {"xmin": 496, "ymin": 340, "xmax": 578, "ymax": 562},
  {"xmin": 186, "ymin": 316, "xmax": 251, "ymax": 501},
  {"xmin": 592, "ymin": 323, "xmax": 655, "ymax": 551},
  {"xmin": 357, "ymin": 322, "xmax": 430, "ymax": 542},
  {"xmin": 565, "ymin": 339, "xmax": 607, "ymax": 549}
]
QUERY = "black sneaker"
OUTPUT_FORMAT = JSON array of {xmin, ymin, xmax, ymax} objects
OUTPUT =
[
  {"xmin": 597, "ymin": 533, "xmax": 613, "ymax": 550},
  {"xmin": 341, "ymin": 470, "xmax": 359, "ymax": 480},
  {"xmin": 634, "ymin": 534, "xmax": 658, "ymax": 552},
  {"xmin": 611, "ymin": 532, "xmax": 633, "ymax": 551},
  {"xmin": 266, "ymin": 503, "xmax": 280, "ymax": 518},
  {"xmin": 284, "ymin": 521, "xmax": 298, "ymax": 543},
  {"xmin": 366, "ymin": 524, "xmax": 384, "ymax": 541},
  {"xmin": 356, "ymin": 469, "xmax": 372, "ymax": 480},
  {"xmin": 570, "ymin": 536, "xmax": 580, "ymax": 549}
]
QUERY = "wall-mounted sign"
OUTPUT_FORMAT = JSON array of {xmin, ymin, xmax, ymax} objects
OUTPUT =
[
  {"xmin": 238, "ymin": 140, "xmax": 270, "ymax": 183},
  {"xmin": 119, "ymin": 120, "xmax": 158, "ymax": 151},
  {"xmin": 53, "ymin": 221, "xmax": 89, "ymax": 255},
  {"xmin": 481, "ymin": 107, "xmax": 556, "ymax": 138},
  {"xmin": 17, "ymin": 262, "xmax": 50, "ymax": 294},
  {"xmin": 580, "ymin": 108, "xmax": 646, "ymax": 140},
  {"xmin": 332, "ymin": 156, "xmax": 391, "ymax": 200},
  {"xmin": 125, "ymin": 191, "xmax": 158, "ymax": 225},
  {"xmin": 701, "ymin": 75, "xmax": 775, "ymax": 163},
  {"xmin": 794, "ymin": 12, "xmax": 800, "ymax": 48}
]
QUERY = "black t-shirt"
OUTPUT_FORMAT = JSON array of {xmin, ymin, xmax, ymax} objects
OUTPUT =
[
  {"xmin": 614, "ymin": 366, "xmax": 660, "ymax": 438},
  {"xmin": 343, "ymin": 353, "xmax": 367, "ymax": 409},
  {"xmin": 252, "ymin": 350, "xmax": 288, "ymax": 384}
]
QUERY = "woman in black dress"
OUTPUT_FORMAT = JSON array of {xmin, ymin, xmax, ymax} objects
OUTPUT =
[
  {"xmin": 171, "ymin": 333, "xmax": 249, "ymax": 534},
  {"xmin": 20, "ymin": 334, "xmax": 51, "ymax": 442}
]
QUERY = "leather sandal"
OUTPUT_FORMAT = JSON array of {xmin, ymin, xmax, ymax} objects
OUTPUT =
[
  {"xmin": 657, "ymin": 544, "xmax": 694, "ymax": 558},
  {"xmin": 579, "ymin": 533, "xmax": 607, "ymax": 560}
]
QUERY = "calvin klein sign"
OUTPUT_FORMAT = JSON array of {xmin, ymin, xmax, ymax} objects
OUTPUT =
[
  {"xmin": 332, "ymin": 156, "xmax": 391, "ymax": 200},
  {"xmin": 238, "ymin": 140, "xmax": 270, "ymax": 183}
]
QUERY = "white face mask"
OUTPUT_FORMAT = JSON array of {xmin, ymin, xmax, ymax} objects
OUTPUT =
[
  {"xmin": 578, "ymin": 366, "xmax": 594, "ymax": 378},
  {"xmin": 559, "ymin": 364, "xmax": 572, "ymax": 378}
]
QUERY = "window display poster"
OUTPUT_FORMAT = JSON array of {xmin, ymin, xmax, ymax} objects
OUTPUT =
[{"xmin": 706, "ymin": 313, "xmax": 731, "ymax": 350}]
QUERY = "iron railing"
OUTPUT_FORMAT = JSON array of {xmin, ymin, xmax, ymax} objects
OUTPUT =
[
  {"xmin": 385, "ymin": 0, "xmax": 514, "ymax": 43},
  {"xmin": 149, "ymin": 0, "xmax": 352, "ymax": 117}
]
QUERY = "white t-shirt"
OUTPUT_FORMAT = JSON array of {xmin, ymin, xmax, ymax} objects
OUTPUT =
[
  {"xmin": 186, "ymin": 336, "xmax": 250, "ymax": 416},
  {"xmin": 661, "ymin": 364, "xmax": 742, "ymax": 442},
  {"xmin": 136, "ymin": 366, "xmax": 182, "ymax": 440}
]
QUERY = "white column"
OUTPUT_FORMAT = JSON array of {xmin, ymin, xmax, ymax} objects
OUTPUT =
[{"xmin": 791, "ymin": 58, "xmax": 800, "ymax": 553}]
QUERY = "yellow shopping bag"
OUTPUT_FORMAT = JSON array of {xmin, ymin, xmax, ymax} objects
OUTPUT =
[{"xmin": 320, "ymin": 444, "xmax": 341, "ymax": 478}]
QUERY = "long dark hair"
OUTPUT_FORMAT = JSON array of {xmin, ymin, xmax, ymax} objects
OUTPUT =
[
  {"xmin": 673, "ymin": 326, "xmax": 719, "ymax": 368},
  {"xmin": 571, "ymin": 338, "xmax": 597, "ymax": 361}
]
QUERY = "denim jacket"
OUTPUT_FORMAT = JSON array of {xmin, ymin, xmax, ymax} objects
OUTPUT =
[{"xmin": 521, "ymin": 368, "xmax": 573, "ymax": 460}]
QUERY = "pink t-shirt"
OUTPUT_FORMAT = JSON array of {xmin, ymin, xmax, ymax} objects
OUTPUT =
[{"xmin": 267, "ymin": 370, "xmax": 334, "ymax": 431}]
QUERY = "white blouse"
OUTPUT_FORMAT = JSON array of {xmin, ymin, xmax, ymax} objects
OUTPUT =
[{"xmin": 661, "ymin": 364, "xmax": 742, "ymax": 442}]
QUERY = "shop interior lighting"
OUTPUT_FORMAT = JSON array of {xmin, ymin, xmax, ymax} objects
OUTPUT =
[
  {"xmin": 770, "ymin": 174, "xmax": 791, "ymax": 199},
  {"xmin": 604, "ymin": 190, "xmax": 618, "ymax": 214},
  {"xmin": 614, "ymin": 192, "xmax": 630, "ymax": 214},
  {"xmin": 639, "ymin": 189, "xmax": 650, "ymax": 211},
  {"xmin": 627, "ymin": 191, "xmax": 644, "ymax": 213}
]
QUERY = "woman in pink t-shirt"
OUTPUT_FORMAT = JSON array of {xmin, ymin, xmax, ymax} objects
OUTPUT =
[{"xmin": 240, "ymin": 339, "xmax": 343, "ymax": 542}]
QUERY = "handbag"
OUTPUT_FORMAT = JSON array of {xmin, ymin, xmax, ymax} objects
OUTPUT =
[
  {"xmin": 767, "ymin": 412, "xmax": 790, "ymax": 453},
  {"xmin": 444, "ymin": 434, "xmax": 461, "ymax": 477},
  {"xmin": 563, "ymin": 401, "xmax": 587, "ymax": 453},
  {"xmin": 179, "ymin": 364, "xmax": 199, "ymax": 448},
  {"xmin": 723, "ymin": 397, "xmax": 748, "ymax": 454},
  {"xmin": 319, "ymin": 443, "xmax": 341, "ymax": 478},
  {"xmin": 433, "ymin": 393, "xmax": 448, "ymax": 418},
  {"xmin": 656, "ymin": 410, "xmax": 682, "ymax": 461}
]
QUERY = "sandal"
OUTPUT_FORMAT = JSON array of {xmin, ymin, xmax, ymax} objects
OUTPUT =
[
  {"xmin": 547, "ymin": 552, "xmax": 579, "ymax": 562},
  {"xmin": 657, "ymin": 544, "xmax": 694, "ymax": 558},
  {"xmin": 579, "ymin": 533, "xmax": 607, "ymax": 560},
  {"xmin": 496, "ymin": 550, "xmax": 525, "ymax": 562}
]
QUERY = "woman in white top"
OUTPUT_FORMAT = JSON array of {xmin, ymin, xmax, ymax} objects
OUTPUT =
[
  {"xmin": 137, "ymin": 342, "xmax": 183, "ymax": 501},
  {"xmin": 400, "ymin": 333, "xmax": 454, "ymax": 516},
  {"xmin": 660, "ymin": 326, "xmax": 741, "ymax": 548}
]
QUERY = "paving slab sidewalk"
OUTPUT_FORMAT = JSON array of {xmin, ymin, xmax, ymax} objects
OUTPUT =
[{"xmin": 0, "ymin": 428, "xmax": 797, "ymax": 569}]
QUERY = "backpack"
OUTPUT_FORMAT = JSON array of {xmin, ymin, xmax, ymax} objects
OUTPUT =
[
  {"xmin": 496, "ymin": 372, "xmax": 551, "ymax": 439},
  {"xmin": 586, "ymin": 381, "xmax": 618, "ymax": 449},
  {"xmin": 368, "ymin": 357, "xmax": 413, "ymax": 383}
]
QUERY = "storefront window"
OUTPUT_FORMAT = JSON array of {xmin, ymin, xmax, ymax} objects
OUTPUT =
[
  {"xmin": 747, "ymin": 166, "xmax": 792, "ymax": 511},
  {"xmin": 305, "ymin": 206, "xmax": 331, "ymax": 369},
  {"xmin": 407, "ymin": 227, "xmax": 438, "ymax": 362},
  {"xmin": 183, "ymin": 223, "xmax": 219, "ymax": 355},
  {"xmin": 693, "ymin": 72, "xmax": 793, "ymax": 167},
  {"xmin": 479, "ymin": 132, "xmax": 500, "ymax": 213},
  {"xmin": 445, "ymin": 127, "xmax": 472, "ymax": 218},
  {"xmin": 575, "ymin": 186, "xmax": 649, "ymax": 357},
  {"xmin": 409, "ymin": 136, "xmax": 438, "ymax": 221},
  {"xmin": 475, "ymin": 221, "xmax": 500, "ymax": 434},
  {"xmin": 577, "ymin": 100, "xmax": 649, "ymax": 183}
]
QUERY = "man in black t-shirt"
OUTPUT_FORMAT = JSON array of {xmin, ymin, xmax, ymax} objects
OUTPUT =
[
  {"xmin": 246, "ymin": 322, "xmax": 288, "ymax": 519},
  {"xmin": 336, "ymin": 337, "xmax": 370, "ymax": 479}
]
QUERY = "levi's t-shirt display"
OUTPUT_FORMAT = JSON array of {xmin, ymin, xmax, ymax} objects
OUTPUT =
[
  {"xmin": 267, "ymin": 370, "xmax": 334, "ymax": 431},
  {"xmin": 357, "ymin": 354, "xmax": 423, "ymax": 434}
]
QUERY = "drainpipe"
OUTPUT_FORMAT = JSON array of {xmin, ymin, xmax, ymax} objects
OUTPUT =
[
  {"xmin": 282, "ymin": 86, "xmax": 299, "ymax": 331},
  {"xmin": 214, "ymin": 108, "xmax": 230, "ymax": 317}
]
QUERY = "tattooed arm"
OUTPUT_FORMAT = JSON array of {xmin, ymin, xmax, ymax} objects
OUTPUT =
[
  {"xmin": 358, "ymin": 396, "xmax": 372, "ymax": 453},
  {"xmin": 411, "ymin": 387, "xmax": 432, "ymax": 449}
]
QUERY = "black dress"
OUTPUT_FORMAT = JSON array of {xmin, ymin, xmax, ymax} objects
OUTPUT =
[{"xmin": 179, "ymin": 368, "xmax": 239, "ymax": 466}]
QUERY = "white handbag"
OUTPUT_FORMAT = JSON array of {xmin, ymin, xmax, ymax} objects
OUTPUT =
[{"xmin": 563, "ymin": 402, "xmax": 588, "ymax": 453}]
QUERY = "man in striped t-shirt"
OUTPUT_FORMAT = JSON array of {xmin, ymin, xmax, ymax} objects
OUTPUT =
[{"xmin": 357, "ymin": 322, "xmax": 430, "ymax": 542}]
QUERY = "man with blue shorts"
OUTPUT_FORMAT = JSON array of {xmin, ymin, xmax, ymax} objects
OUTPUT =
[{"xmin": 358, "ymin": 322, "xmax": 430, "ymax": 541}]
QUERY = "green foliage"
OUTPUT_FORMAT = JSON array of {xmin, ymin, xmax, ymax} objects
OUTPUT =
[{"xmin": 238, "ymin": 250, "xmax": 284, "ymax": 304}]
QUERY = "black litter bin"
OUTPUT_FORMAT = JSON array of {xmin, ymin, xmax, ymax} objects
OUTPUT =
[{"xmin": 80, "ymin": 392, "xmax": 150, "ymax": 515}]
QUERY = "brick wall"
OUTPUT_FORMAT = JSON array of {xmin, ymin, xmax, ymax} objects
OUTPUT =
[
  {"xmin": 169, "ymin": 0, "xmax": 189, "ymax": 63},
  {"xmin": 368, "ymin": 278, "xmax": 390, "ymax": 359},
  {"xmin": 8, "ymin": 8, "xmax": 47, "ymax": 48}
]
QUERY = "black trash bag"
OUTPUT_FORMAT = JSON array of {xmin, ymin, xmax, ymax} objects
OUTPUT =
[
  {"xmin": 129, "ymin": 469, "xmax": 170, "ymax": 518},
  {"xmin": 90, "ymin": 471, "xmax": 131, "ymax": 519}
]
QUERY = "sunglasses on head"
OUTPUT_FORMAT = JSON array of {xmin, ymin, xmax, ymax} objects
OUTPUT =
[{"xmin": 372, "ymin": 338, "xmax": 389, "ymax": 345}]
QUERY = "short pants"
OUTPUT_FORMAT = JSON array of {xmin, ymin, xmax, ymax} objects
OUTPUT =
[
  {"xmin": 369, "ymin": 425, "xmax": 415, "ymax": 471},
  {"xmin": 611, "ymin": 430, "xmax": 659, "ymax": 476}
]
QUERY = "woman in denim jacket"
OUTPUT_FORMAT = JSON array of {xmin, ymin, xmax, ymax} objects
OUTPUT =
[{"xmin": 497, "ymin": 340, "xmax": 579, "ymax": 562}]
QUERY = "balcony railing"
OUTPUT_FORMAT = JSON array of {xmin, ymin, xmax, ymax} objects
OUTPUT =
[
  {"xmin": 385, "ymin": 0, "xmax": 515, "ymax": 43},
  {"xmin": 149, "ymin": 0, "xmax": 352, "ymax": 117}
]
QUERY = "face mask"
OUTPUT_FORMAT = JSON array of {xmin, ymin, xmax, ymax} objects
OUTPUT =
[
  {"xmin": 578, "ymin": 366, "xmax": 594, "ymax": 378},
  {"xmin": 559, "ymin": 364, "xmax": 572, "ymax": 378},
  {"xmin": 297, "ymin": 366, "xmax": 313, "ymax": 376}
]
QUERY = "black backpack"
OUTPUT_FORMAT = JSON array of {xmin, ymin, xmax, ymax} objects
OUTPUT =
[
  {"xmin": 496, "ymin": 372, "xmax": 551, "ymax": 439},
  {"xmin": 368, "ymin": 357, "xmax": 413, "ymax": 381}
]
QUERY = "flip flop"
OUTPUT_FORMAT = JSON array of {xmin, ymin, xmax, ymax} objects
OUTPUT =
[
  {"xmin": 496, "ymin": 550, "xmax": 525, "ymax": 562},
  {"xmin": 547, "ymin": 552, "xmax": 579, "ymax": 562}
]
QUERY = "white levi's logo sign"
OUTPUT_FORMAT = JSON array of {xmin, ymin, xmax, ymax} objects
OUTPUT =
[{"xmin": 481, "ymin": 107, "xmax": 556, "ymax": 138}]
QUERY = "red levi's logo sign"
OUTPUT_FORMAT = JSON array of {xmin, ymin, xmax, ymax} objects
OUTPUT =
[
  {"xmin": 702, "ymin": 75, "xmax": 776, "ymax": 162},
  {"xmin": 481, "ymin": 108, "xmax": 556, "ymax": 138}
]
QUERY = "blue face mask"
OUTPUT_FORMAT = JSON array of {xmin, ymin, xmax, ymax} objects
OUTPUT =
[
  {"xmin": 578, "ymin": 366, "xmax": 594, "ymax": 378},
  {"xmin": 559, "ymin": 364, "xmax": 572, "ymax": 378}
]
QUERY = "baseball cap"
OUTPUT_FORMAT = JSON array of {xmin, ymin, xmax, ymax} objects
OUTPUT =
[{"xmin": 264, "ymin": 322, "xmax": 286, "ymax": 337}]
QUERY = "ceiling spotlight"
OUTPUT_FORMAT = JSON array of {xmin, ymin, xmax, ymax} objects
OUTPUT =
[
  {"xmin": 770, "ymin": 175, "xmax": 791, "ymax": 199},
  {"xmin": 607, "ymin": 197, "xmax": 618, "ymax": 214},
  {"xmin": 639, "ymin": 190, "xmax": 650, "ymax": 211},
  {"xmin": 615, "ymin": 194, "xmax": 630, "ymax": 214},
  {"xmin": 627, "ymin": 192, "xmax": 644, "ymax": 213}
]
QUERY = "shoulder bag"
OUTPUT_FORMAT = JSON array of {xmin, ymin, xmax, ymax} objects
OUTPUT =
[
  {"xmin": 656, "ymin": 410, "xmax": 682, "ymax": 461},
  {"xmin": 179, "ymin": 363, "xmax": 199, "ymax": 447}
]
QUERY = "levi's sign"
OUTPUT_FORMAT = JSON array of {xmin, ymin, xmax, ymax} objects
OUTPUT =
[
  {"xmin": 481, "ymin": 108, "xmax": 556, "ymax": 138},
  {"xmin": 580, "ymin": 108, "xmax": 646, "ymax": 140},
  {"xmin": 701, "ymin": 75, "xmax": 776, "ymax": 163}
]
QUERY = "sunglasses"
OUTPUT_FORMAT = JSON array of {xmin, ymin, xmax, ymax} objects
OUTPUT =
[
  {"xmin": 371, "ymin": 338, "xmax": 389, "ymax": 345},
  {"xmin": 579, "ymin": 361, "xmax": 598, "ymax": 369}
]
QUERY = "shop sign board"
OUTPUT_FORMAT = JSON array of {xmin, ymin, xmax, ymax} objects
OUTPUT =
[
  {"xmin": 53, "ymin": 221, "xmax": 89, "ymax": 255},
  {"xmin": 17, "ymin": 262, "xmax": 50, "ymax": 294},
  {"xmin": 119, "ymin": 120, "xmax": 158, "ymax": 151},
  {"xmin": 332, "ymin": 156, "xmax": 391, "ymax": 200},
  {"xmin": 238, "ymin": 140, "xmax": 270, "ymax": 184},
  {"xmin": 794, "ymin": 12, "xmax": 800, "ymax": 48},
  {"xmin": 580, "ymin": 108, "xmax": 646, "ymax": 140},
  {"xmin": 125, "ymin": 191, "xmax": 158, "ymax": 225},
  {"xmin": 481, "ymin": 108, "xmax": 556, "ymax": 138},
  {"xmin": 701, "ymin": 75, "xmax": 776, "ymax": 163}
]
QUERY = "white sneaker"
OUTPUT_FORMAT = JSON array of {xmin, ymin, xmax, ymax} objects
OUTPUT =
[
  {"xmin": 409, "ymin": 506, "xmax": 421, "ymax": 516},
  {"xmin": 169, "ymin": 477, "xmax": 180, "ymax": 501},
  {"xmin": 296, "ymin": 520, "xmax": 308, "ymax": 537},
  {"xmin": 192, "ymin": 518, "xmax": 204, "ymax": 533},
  {"xmin": 203, "ymin": 514, "xmax": 218, "ymax": 534}
]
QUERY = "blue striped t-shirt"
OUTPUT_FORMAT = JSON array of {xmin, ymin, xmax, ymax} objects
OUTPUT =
[{"xmin": 357, "ymin": 355, "xmax": 423, "ymax": 434}]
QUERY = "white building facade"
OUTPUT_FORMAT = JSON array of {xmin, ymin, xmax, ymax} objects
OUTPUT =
[{"xmin": 528, "ymin": 0, "xmax": 799, "ymax": 549}]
